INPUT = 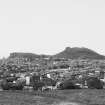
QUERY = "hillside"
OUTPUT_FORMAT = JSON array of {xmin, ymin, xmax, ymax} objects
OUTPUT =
[
  {"xmin": 9, "ymin": 52, "xmax": 50, "ymax": 61},
  {"xmin": 54, "ymin": 47, "xmax": 105, "ymax": 59},
  {"xmin": 8, "ymin": 47, "xmax": 105, "ymax": 60}
]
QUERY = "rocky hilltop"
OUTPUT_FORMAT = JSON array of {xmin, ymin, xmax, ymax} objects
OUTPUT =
[{"xmin": 54, "ymin": 47, "xmax": 105, "ymax": 59}]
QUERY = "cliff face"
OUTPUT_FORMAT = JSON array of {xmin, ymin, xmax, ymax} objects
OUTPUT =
[{"xmin": 54, "ymin": 47, "xmax": 105, "ymax": 59}]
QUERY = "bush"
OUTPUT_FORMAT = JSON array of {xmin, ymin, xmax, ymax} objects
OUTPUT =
[
  {"xmin": 32, "ymin": 76, "xmax": 57, "ymax": 90},
  {"xmin": 10, "ymin": 82, "xmax": 24, "ymax": 90},
  {"xmin": 58, "ymin": 80, "xmax": 81, "ymax": 90},
  {"xmin": 42, "ymin": 78, "xmax": 56, "ymax": 86},
  {"xmin": 0, "ymin": 79, "xmax": 24, "ymax": 90},
  {"xmin": 87, "ymin": 77, "xmax": 103, "ymax": 89},
  {"xmin": 33, "ymin": 82, "xmax": 45, "ymax": 90},
  {"xmin": 1, "ymin": 80, "xmax": 10, "ymax": 90}
]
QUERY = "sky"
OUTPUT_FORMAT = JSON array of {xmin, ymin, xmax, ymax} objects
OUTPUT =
[{"xmin": 0, "ymin": 0, "xmax": 105, "ymax": 58}]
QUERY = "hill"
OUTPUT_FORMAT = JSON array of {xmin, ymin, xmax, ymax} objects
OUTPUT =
[
  {"xmin": 8, "ymin": 47, "xmax": 105, "ymax": 60},
  {"xmin": 54, "ymin": 47, "xmax": 105, "ymax": 59},
  {"xmin": 9, "ymin": 52, "xmax": 50, "ymax": 61}
]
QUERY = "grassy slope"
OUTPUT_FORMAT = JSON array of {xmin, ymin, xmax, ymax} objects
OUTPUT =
[{"xmin": 0, "ymin": 89, "xmax": 105, "ymax": 105}]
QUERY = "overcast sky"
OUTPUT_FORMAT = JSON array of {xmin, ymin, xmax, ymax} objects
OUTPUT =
[{"xmin": 0, "ymin": 0, "xmax": 105, "ymax": 58}]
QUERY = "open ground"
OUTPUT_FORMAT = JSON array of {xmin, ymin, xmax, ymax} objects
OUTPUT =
[{"xmin": 0, "ymin": 89, "xmax": 105, "ymax": 105}]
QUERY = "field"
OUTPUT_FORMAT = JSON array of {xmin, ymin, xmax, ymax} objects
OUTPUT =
[{"xmin": 0, "ymin": 89, "xmax": 105, "ymax": 105}]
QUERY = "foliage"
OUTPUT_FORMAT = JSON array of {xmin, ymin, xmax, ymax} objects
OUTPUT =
[
  {"xmin": 87, "ymin": 77, "xmax": 104, "ymax": 89},
  {"xmin": 58, "ymin": 79, "xmax": 81, "ymax": 89},
  {"xmin": 0, "ymin": 78, "xmax": 24, "ymax": 90}
]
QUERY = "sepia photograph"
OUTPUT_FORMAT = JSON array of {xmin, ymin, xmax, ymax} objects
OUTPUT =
[{"xmin": 0, "ymin": 0, "xmax": 105, "ymax": 105}]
